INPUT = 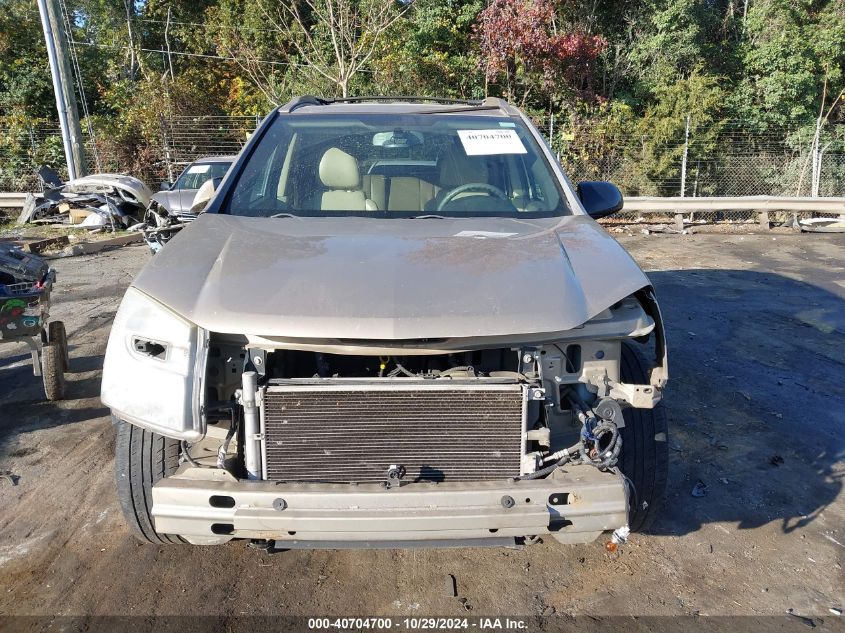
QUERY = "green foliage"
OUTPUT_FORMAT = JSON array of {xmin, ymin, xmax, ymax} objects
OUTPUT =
[
  {"xmin": 627, "ymin": 0, "xmax": 725, "ymax": 90},
  {"xmin": 730, "ymin": 0, "xmax": 824, "ymax": 128},
  {"xmin": 370, "ymin": 0, "xmax": 485, "ymax": 99},
  {"xmin": 631, "ymin": 72, "xmax": 725, "ymax": 194},
  {"xmin": 0, "ymin": 0, "xmax": 842, "ymax": 192},
  {"xmin": 556, "ymin": 73, "xmax": 725, "ymax": 195},
  {"xmin": 0, "ymin": 1, "xmax": 54, "ymax": 117}
]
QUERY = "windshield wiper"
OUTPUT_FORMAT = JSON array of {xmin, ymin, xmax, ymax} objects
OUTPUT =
[
  {"xmin": 410, "ymin": 214, "xmax": 447, "ymax": 219},
  {"xmin": 269, "ymin": 212, "xmax": 299, "ymax": 218}
]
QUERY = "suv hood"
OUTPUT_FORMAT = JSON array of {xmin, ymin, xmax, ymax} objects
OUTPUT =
[{"xmin": 132, "ymin": 214, "xmax": 650, "ymax": 341}]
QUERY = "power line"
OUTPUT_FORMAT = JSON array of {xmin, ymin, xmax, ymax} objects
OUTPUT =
[
  {"xmin": 59, "ymin": 0, "xmax": 101, "ymax": 171},
  {"xmin": 138, "ymin": 17, "xmax": 281, "ymax": 34},
  {"xmin": 69, "ymin": 39, "xmax": 287, "ymax": 66},
  {"xmin": 67, "ymin": 38, "xmax": 373, "ymax": 72}
]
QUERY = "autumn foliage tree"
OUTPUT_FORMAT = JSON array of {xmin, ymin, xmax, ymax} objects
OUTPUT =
[{"xmin": 476, "ymin": 0, "xmax": 606, "ymax": 107}]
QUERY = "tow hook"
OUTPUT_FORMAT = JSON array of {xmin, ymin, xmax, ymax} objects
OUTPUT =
[{"xmin": 605, "ymin": 525, "xmax": 630, "ymax": 552}]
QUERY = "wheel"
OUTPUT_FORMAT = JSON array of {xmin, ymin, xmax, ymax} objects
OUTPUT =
[
  {"xmin": 48, "ymin": 321, "xmax": 69, "ymax": 371},
  {"xmin": 41, "ymin": 342, "xmax": 66, "ymax": 401},
  {"xmin": 618, "ymin": 341, "xmax": 669, "ymax": 532},
  {"xmin": 114, "ymin": 418, "xmax": 184, "ymax": 544}
]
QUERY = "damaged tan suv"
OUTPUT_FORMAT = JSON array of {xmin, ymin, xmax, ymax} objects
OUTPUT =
[{"xmin": 101, "ymin": 96, "xmax": 668, "ymax": 549}]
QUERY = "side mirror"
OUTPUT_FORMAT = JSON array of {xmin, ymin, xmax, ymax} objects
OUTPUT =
[
  {"xmin": 159, "ymin": 181, "xmax": 172, "ymax": 191},
  {"xmin": 577, "ymin": 181, "xmax": 623, "ymax": 219},
  {"xmin": 189, "ymin": 177, "xmax": 222, "ymax": 214}
]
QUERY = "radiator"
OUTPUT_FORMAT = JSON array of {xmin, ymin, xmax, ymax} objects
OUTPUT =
[{"xmin": 260, "ymin": 381, "xmax": 526, "ymax": 483}]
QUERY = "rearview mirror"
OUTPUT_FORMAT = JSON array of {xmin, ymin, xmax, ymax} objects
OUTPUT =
[
  {"xmin": 373, "ymin": 130, "xmax": 423, "ymax": 148},
  {"xmin": 189, "ymin": 177, "xmax": 222, "ymax": 214},
  {"xmin": 577, "ymin": 181, "xmax": 623, "ymax": 219},
  {"xmin": 159, "ymin": 181, "xmax": 171, "ymax": 191}
]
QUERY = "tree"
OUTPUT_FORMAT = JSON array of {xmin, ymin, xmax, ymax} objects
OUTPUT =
[
  {"xmin": 631, "ymin": 72, "xmax": 725, "ymax": 195},
  {"xmin": 626, "ymin": 0, "xmax": 727, "ymax": 94},
  {"xmin": 370, "ymin": 0, "xmax": 486, "ymax": 99},
  {"xmin": 729, "ymin": 0, "xmax": 841, "ymax": 128},
  {"xmin": 0, "ymin": 0, "xmax": 54, "ymax": 117},
  {"xmin": 475, "ymin": 0, "xmax": 606, "ymax": 107},
  {"xmin": 216, "ymin": 0, "xmax": 409, "ymax": 101}
]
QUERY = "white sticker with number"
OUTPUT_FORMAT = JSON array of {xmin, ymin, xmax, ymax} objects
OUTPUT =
[
  {"xmin": 457, "ymin": 129, "xmax": 527, "ymax": 155},
  {"xmin": 187, "ymin": 164, "xmax": 211, "ymax": 174}
]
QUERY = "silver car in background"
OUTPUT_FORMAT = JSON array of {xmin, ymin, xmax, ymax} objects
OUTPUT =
[
  {"xmin": 152, "ymin": 156, "xmax": 236, "ymax": 218},
  {"xmin": 144, "ymin": 156, "xmax": 235, "ymax": 252}
]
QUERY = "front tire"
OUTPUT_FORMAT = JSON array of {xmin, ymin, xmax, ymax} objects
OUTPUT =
[
  {"xmin": 114, "ymin": 418, "xmax": 184, "ymax": 544},
  {"xmin": 618, "ymin": 342, "xmax": 669, "ymax": 532}
]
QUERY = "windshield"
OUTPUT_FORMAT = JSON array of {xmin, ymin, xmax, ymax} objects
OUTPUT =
[
  {"xmin": 174, "ymin": 161, "xmax": 232, "ymax": 190},
  {"xmin": 220, "ymin": 113, "xmax": 570, "ymax": 218}
]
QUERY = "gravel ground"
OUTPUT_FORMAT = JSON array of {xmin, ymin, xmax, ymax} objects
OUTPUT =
[{"xmin": 0, "ymin": 233, "xmax": 843, "ymax": 625}]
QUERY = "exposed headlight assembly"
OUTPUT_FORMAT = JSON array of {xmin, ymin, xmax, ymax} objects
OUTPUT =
[{"xmin": 101, "ymin": 286, "xmax": 207, "ymax": 440}]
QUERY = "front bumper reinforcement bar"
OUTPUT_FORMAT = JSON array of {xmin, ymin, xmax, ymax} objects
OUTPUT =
[{"xmin": 151, "ymin": 464, "xmax": 628, "ymax": 547}]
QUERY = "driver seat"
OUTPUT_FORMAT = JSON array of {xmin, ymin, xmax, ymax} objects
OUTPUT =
[
  {"xmin": 425, "ymin": 148, "xmax": 489, "ymax": 212},
  {"xmin": 319, "ymin": 148, "xmax": 378, "ymax": 211}
]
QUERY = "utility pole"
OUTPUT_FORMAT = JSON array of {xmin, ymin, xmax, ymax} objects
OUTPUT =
[
  {"xmin": 675, "ymin": 114, "xmax": 691, "ymax": 232},
  {"xmin": 680, "ymin": 114, "xmax": 690, "ymax": 197},
  {"xmin": 37, "ymin": 0, "xmax": 86, "ymax": 180}
]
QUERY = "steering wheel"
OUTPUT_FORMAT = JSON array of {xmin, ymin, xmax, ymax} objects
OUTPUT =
[{"xmin": 436, "ymin": 182, "xmax": 509, "ymax": 212}]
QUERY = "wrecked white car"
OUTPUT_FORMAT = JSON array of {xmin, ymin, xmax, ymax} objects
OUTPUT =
[
  {"xmin": 101, "ymin": 97, "xmax": 668, "ymax": 549},
  {"xmin": 18, "ymin": 168, "xmax": 152, "ymax": 228}
]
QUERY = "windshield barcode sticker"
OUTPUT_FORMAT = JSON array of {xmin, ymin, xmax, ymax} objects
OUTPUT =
[{"xmin": 458, "ymin": 129, "xmax": 527, "ymax": 156}]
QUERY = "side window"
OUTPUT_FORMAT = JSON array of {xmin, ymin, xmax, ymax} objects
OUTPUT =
[
  {"xmin": 209, "ymin": 163, "xmax": 231, "ymax": 181},
  {"xmin": 287, "ymin": 135, "xmax": 325, "ymax": 208},
  {"xmin": 276, "ymin": 133, "xmax": 298, "ymax": 202},
  {"xmin": 504, "ymin": 154, "xmax": 530, "ymax": 199},
  {"xmin": 227, "ymin": 125, "xmax": 288, "ymax": 215},
  {"xmin": 254, "ymin": 146, "xmax": 278, "ymax": 201},
  {"xmin": 526, "ymin": 153, "xmax": 560, "ymax": 210}
]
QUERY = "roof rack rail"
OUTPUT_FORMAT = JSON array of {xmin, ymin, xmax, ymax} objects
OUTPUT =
[
  {"xmin": 325, "ymin": 96, "xmax": 486, "ymax": 105},
  {"xmin": 479, "ymin": 97, "xmax": 511, "ymax": 110},
  {"xmin": 279, "ymin": 95, "xmax": 514, "ymax": 112},
  {"xmin": 279, "ymin": 95, "xmax": 332, "ymax": 112}
]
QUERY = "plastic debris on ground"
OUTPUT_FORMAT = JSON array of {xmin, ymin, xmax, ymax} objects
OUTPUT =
[
  {"xmin": 799, "ymin": 217, "xmax": 845, "ymax": 233},
  {"xmin": 16, "ymin": 165, "xmax": 152, "ymax": 232}
]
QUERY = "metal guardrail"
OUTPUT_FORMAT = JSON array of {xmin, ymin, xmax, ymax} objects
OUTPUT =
[
  {"xmin": 2, "ymin": 191, "xmax": 844, "ymax": 216},
  {"xmin": 0, "ymin": 193, "xmax": 29, "ymax": 208},
  {"xmin": 623, "ymin": 196, "xmax": 845, "ymax": 215}
]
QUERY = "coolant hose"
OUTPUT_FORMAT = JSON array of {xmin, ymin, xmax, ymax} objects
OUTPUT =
[{"xmin": 515, "ymin": 443, "xmax": 580, "ymax": 480}]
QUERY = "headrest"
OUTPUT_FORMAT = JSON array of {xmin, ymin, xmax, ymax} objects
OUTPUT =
[
  {"xmin": 437, "ymin": 148, "xmax": 488, "ymax": 188},
  {"xmin": 319, "ymin": 148, "xmax": 360, "ymax": 190}
]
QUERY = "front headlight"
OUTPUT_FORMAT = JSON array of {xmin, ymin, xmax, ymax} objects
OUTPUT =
[{"xmin": 101, "ymin": 286, "xmax": 207, "ymax": 440}]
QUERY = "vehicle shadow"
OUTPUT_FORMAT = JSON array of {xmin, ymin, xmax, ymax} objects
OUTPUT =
[
  {"xmin": 0, "ymin": 301, "xmax": 118, "ymax": 445},
  {"xmin": 644, "ymin": 268, "xmax": 844, "ymax": 536},
  {"xmin": 0, "ymin": 351, "xmax": 110, "ymax": 444}
]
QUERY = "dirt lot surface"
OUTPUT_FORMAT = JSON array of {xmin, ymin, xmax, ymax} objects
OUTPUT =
[{"xmin": 0, "ymin": 232, "xmax": 843, "ymax": 624}]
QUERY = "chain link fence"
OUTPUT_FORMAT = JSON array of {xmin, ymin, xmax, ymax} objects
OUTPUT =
[{"xmin": 2, "ymin": 115, "xmax": 844, "ymax": 224}]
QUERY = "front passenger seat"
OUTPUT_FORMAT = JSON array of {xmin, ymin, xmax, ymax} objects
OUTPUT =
[{"xmin": 318, "ymin": 148, "xmax": 378, "ymax": 211}]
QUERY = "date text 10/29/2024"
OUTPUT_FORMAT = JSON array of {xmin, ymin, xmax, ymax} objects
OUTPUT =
[{"xmin": 308, "ymin": 618, "xmax": 529, "ymax": 630}]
